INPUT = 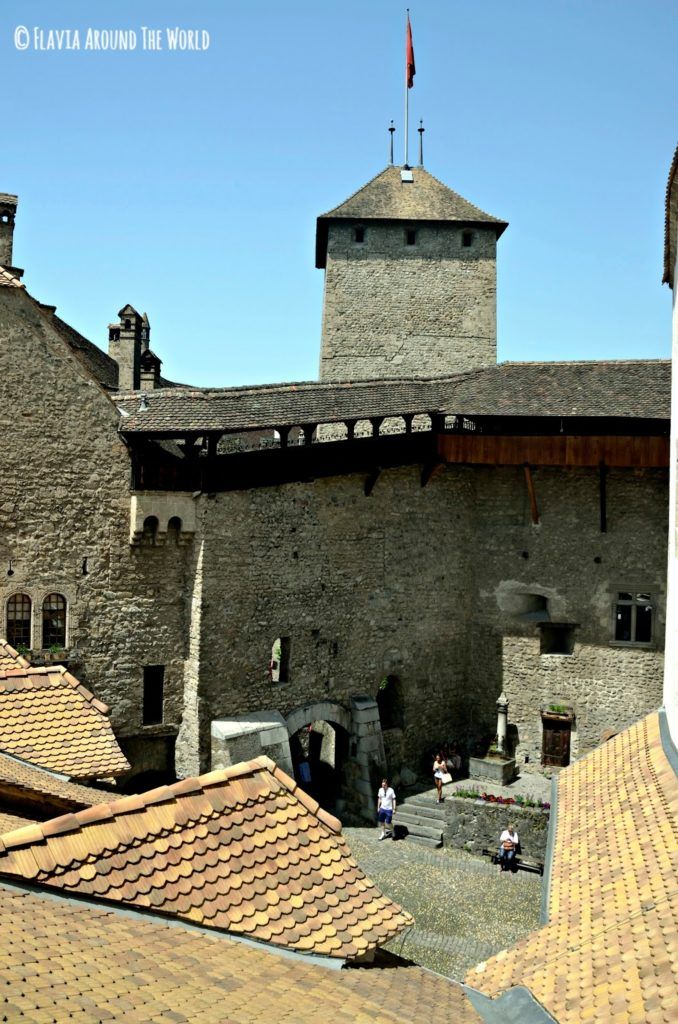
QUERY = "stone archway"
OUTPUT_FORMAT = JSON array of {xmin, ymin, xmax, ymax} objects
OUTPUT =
[{"xmin": 285, "ymin": 702, "xmax": 352, "ymax": 814}]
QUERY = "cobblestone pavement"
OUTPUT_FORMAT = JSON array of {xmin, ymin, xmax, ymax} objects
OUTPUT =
[{"xmin": 344, "ymin": 826, "xmax": 542, "ymax": 980}]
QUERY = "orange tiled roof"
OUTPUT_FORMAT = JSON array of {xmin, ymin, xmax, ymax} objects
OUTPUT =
[
  {"xmin": 0, "ymin": 755, "xmax": 413, "ymax": 960},
  {"xmin": 0, "ymin": 880, "xmax": 482, "ymax": 1023},
  {"xmin": 0, "ymin": 639, "xmax": 29, "ymax": 670},
  {"xmin": 0, "ymin": 750, "xmax": 112, "ymax": 808},
  {"xmin": 0, "ymin": 665, "xmax": 130, "ymax": 779},
  {"xmin": 0, "ymin": 265, "xmax": 24, "ymax": 289},
  {"xmin": 467, "ymin": 712, "xmax": 678, "ymax": 1023}
]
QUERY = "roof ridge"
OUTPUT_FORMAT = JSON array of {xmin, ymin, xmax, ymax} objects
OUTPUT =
[
  {"xmin": 0, "ymin": 265, "xmax": 25, "ymax": 289},
  {"xmin": 0, "ymin": 754, "xmax": 344, "ymax": 851}
]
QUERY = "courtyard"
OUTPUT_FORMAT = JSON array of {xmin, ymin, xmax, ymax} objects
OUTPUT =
[{"xmin": 344, "ymin": 826, "xmax": 543, "ymax": 980}]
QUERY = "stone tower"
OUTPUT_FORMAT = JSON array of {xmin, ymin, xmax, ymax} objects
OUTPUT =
[
  {"xmin": 316, "ymin": 166, "xmax": 507, "ymax": 382},
  {"xmin": 0, "ymin": 194, "xmax": 19, "ymax": 272}
]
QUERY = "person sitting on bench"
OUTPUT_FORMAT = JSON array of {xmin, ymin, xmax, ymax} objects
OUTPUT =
[{"xmin": 498, "ymin": 823, "xmax": 519, "ymax": 871}]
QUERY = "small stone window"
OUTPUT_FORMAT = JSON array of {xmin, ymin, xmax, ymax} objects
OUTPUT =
[
  {"xmin": 0, "ymin": 213, "xmax": 10, "ymax": 225},
  {"xmin": 124, "ymin": 319, "xmax": 131, "ymax": 329},
  {"xmin": 614, "ymin": 591, "xmax": 653, "ymax": 645},
  {"xmin": 270, "ymin": 636, "xmax": 290, "ymax": 684},
  {"xmin": 142, "ymin": 516, "xmax": 159, "ymax": 545},
  {"xmin": 42, "ymin": 593, "xmax": 66, "ymax": 649},
  {"xmin": 143, "ymin": 665, "xmax": 165, "ymax": 725},
  {"xmin": 6, "ymin": 593, "xmax": 31, "ymax": 650},
  {"xmin": 539, "ymin": 623, "xmax": 576, "ymax": 655},
  {"xmin": 405, "ymin": 228, "xmax": 416, "ymax": 246},
  {"xmin": 167, "ymin": 516, "xmax": 182, "ymax": 543},
  {"xmin": 462, "ymin": 230, "xmax": 474, "ymax": 247},
  {"xmin": 354, "ymin": 226, "xmax": 365, "ymax": 244},
  {"xmin": 108, "ymin": 328, "xmax": 120, "ymax": 342}
]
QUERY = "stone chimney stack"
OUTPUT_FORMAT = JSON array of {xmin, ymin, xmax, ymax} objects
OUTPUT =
[
  {"xmin": 139, "ymin": 348, "xmax": 162, "ymax": 391},
  {"xmin": 108, "ymin": 304, "xmax": 144, "ymax": 391},
  {"xmin": 0, "ymin": 194, "xmax": 22, "ymax": 276}
]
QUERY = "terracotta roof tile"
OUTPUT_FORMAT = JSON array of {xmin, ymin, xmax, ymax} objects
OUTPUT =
[
  {"xmin": 0, "ymin": 665, "xmax": 130, "ymax": 779},
  {"xmin": 0, "ymin": 756, "xmax": 413, "ymax": 960},
  {"xmin": 0, "ymin": 749, "xmax": 113, "ymax": 807},
  {"xmin": 0, "ymin": 810, "xmax": 36, "ymax": 833},
  {"xmin": 468, "ymin": 712, "xmax": 678, "ymax": 1023},
  {"xmin": 0, "ymin": 264, "xmax": 24, "ymax": 289},
  {"xmin": 0, "ymin": 638, "xmax": 29, "ymax": 670},
  {"xmin": 0, "ymin": 880, "xmax": 482, "ymax": 1023},
  {"xmin": 115, "ymin": 359, "xmax": 670, "ymax": 435}
]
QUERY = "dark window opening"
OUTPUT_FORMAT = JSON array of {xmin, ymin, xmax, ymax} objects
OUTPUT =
[
  {"xmin": 7, "ymin": 593, "xmax": 31, "ymax": 649},
  {"xmin": 462, "ymin": 230, "xmax": 474, "ymax": 247},
  {"xmin": 270, "ymin": 636, "xmax": 290, "ymax": 683},
  {"xmin": 142, "ymin": 516, "xmax": 159, "ymax": 545},
  {"xmin": 108, "ymin": 328, "xmax": 120, "ymax": 342},
  {"xmin": 354, "ymin": 226, "xmax": 365, "ymax": 243},
  {"xmin": 124, "ymin": 318, "xmax": 131, "ymax": 329},
  {"xmin": 540, "ymin": 623, "xmax": 576, "ymax": 655},
  {"xmin": 167, "ymin": 516, "xmax": 182, "ymax": 543},
  {"xmin": 143, "ymin": 665, "xmax": 165, "ymax": 725},
  {"xmin": 376, "ymin": 674, "xmax": 405, "ymax": 730},
  {"xmin": 614, "ymin": 591, "xmax": 653, "ymax": 644},
  {"xmin": 42, "ymin": 593, "xmax": 66, "ymax": 649},
  {"xmin": 405, "ymin": 228, "xmax": 416, "ymax": 246}
]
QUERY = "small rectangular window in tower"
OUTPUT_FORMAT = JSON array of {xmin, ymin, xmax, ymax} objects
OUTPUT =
[
  {"xmin": 462, "ymin": 230, "xmax": 474, "ymax": 247},
  {"xmin": 405, "ymin": 228, "xmax": 416, "ymax": 246},
  {"xmin": 353, "ymin": 226, "xmax": 365, "ymax": 244},
  {"xmin": 143, "ymin": 665, "xmax": 165, "ymax": 725}
]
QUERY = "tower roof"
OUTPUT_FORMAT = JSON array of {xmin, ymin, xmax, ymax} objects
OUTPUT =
[{"xmin": 316, "ymin": 165, "xmax": 507, "ymax": 267}]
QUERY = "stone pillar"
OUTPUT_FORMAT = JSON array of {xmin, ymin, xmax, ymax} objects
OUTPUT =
[
  {"xmin": 496, "ymin": 691, "xmax": 509, "ymax": 753},
  {"xmin": 349, "ymin": 695, "xmax": 386, "ymax": 821}
]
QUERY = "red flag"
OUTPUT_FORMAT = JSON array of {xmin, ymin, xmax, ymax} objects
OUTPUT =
[{"xmin": 406, "ymin": 15, "xmax": 415, "ymax": 88}]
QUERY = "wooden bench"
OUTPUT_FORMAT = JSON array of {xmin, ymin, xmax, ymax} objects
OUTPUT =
[{"xmin": 482, "ymin": 848, "xmax": 544, "ymax": 876}]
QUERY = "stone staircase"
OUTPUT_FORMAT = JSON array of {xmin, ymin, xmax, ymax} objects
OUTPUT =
[{"xmin": 394, "ymin": 793, "xmax": 445, "ymax": 848}]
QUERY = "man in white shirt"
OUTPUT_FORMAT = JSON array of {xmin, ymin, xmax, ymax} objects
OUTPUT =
[
  {"xmin": 498, "ymin": 823, "xmax": 519, "ymax": 871},
  {"xmin": 377, "ymin": 778, "xmax": 397, "ymax": 840}
]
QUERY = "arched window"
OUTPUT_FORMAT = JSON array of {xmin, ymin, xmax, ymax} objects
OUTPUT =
[
  {"xmin": 42, "ymin": 593, "xmax": 67, "ymax": 649},
  {"xmin": 6, "ymin": 594, "xmax": 31, "ymax": 649},
  {"xmin": 142, "ymin": 516, "xmax": 159, "ymax": 545},
  {"xmin": 167, "ymin": 516, "xmax": 182, "ymax": 543}
]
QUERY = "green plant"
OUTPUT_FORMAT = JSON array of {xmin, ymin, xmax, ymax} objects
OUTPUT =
[
  {"xmin": 16, "ymin": 643, "xmax": 30, "ymax": 657},
  {"xmin": 49, "ymin": 643, "xmax": 65, "ymax": 655},
  {"xmin": 548, "ymin": 703, "xmax": 569, "ymax": 714}
]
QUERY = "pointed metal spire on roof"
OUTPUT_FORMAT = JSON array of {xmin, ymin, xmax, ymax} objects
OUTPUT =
[
  {"xmin": 418, "ymin": 120, "xmax": 425, "ymax": 168},
  {"xmin": 388, "ymin": 121, "xmax": 396, "ymax": 165}
]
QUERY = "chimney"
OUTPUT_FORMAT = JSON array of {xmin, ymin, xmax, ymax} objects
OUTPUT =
[
  {"xmin": 139, "ymin": 348, "xmax": 162, "ymax": 391},
  {"xmin": 108, "ymin": 304, "xmax": 143, "ymax": 391},
  {"xmin": 0, "ymin": 194, "xmax": 23, "ymax": 278}
]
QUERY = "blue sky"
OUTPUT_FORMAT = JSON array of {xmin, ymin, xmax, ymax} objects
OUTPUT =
[{"xmin": 2, "ymin": 0, "xmax": 676, "ymax": 387}]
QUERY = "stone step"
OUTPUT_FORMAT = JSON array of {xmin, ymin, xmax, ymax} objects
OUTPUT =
[
  {"xmin": 403, "ymin": 833, "xmax": 443, "ymax": 849},
  {"xmin": 393, "ymin": 818, "xmax": 444, "ymax": 842},
  {"xmin": 399, "ymin": 798, "xmax": 446, "ymax": 823}
]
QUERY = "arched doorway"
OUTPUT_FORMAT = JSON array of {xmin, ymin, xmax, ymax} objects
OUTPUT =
[{"xmin": 285, "ymin": 702, "xmax": 351, "ymax": 813}]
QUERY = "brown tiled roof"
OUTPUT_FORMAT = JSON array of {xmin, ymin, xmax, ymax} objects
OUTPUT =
[
  {"xmin": 317, "ymin": 165, "xmax": 507, "ymax": 267},
  {"xmin": 0, "ymin": 666, "xmax": 130, "ymax": 779},
  {"xmin": 0, "ymin": 265, "xmax": 24, "ymax": 289},
  {"xmin": 115, "ymin": 359, "xmax": 670, "ymax": 435},
  {"xmin": 468, "ymin": 712, "xmax": 678, "ymax": 1023},
  {"xmin": 0, "ymin": 881, "xmax": 481, "ymax": 1023},
  {"xmin": 49, "ymin": 311, "xmax": 120, "ymax": 390},
  {"xmin": 663, "ymin": 144, "xmax": 678, "ymax": 286},
  {"xmin": 0, "ymin": 639, "xmax": 29, "ymax": 670},
  {"xmin": 0, "ymin": 811, "xmax": 36, "ymax": 833},
  {"xmin": 0, "ymin": 755, "xmax": 413, "ymax": 960},
  {"xmin": 0, "ymin": 750, "xmax": 111, "ymax": 808}
]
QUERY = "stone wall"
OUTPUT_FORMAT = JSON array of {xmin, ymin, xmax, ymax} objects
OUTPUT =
[
  {"xmin": 443, "ymin": 797, "xmax": 550, "ymax": 860},
  {"xmin": 0, "ymin": 286, "xmax": 668, "ymax": 786},
  {"xmin": 0, "ymin": 288, "xmax": 191, "ymax": 777},
  {"xmin": 319, "ymin": 222, "xmax": 497, "ymax": 381}
]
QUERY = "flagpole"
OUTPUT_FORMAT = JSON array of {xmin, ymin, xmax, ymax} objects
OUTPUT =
[{"xmin": 404, "ymin": 9, "xmax": 409, "ymax": 167}]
